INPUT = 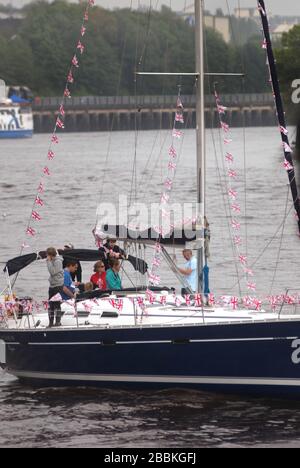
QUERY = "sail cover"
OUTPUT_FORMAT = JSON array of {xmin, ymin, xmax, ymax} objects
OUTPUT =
[{"xmin": 4, "ymin": 249, "xmax": 148, "ymax": 277}]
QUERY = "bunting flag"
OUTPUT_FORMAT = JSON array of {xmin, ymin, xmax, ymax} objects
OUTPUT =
[
  {"xmin": 31, "ymin": 211, "xmax": 42, "ymax": 221},
  {"xmin": 214, "ymin": 88, "xmax": 257, "ymax": 294},
  {"xmin": 2, "ymin": 292, "xmax": 300, "ymax": 321},
  {"xmin": 20, "ymin": 1, "xmax": 95, "ymax": 253},
  {"xmin": 148, "ymin": 93, "xmax": 185, "ymax": 287}
]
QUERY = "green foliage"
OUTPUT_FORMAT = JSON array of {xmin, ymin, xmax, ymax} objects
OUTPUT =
[{"xmin": 0, "ymin": 1, "xmax": 271, "ymax": 97}]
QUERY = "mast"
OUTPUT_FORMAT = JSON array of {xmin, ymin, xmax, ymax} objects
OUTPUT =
[
  {"xmin": 195, "ymin": 0, "xmax": 206, "ymax": 293},
  {"xmin": 258, "ymin": 0, "xmax": 300, "ymax": 233}
]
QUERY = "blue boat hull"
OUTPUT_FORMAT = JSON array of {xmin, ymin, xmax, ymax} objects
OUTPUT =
[
  {"xmin": 1, "ymin": 320, "xmax": 300, "ymax": 397},
  {"xmin": 0, "ymin": 129, "xmax": 33, "ymax": 139}
]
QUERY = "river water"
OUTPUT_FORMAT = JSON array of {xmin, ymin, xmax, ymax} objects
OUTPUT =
[{"xmin": 1, "ymin": 127, "xmax": 300, "ymax": 447}]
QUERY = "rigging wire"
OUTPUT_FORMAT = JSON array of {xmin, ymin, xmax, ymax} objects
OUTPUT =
[
  {"xmin": 95, "ymin": 0, "xmax": 134, "ymax": 227},
  {"xmin": 268, "ymin": 185, "xmax": 290, "ymax": 295},
  {"xmin": 203, "ymin": 0, "xmax": 243, "ymax": 296},
  {"xmin": 226, "ymin": 201, "xmax": 295, "ymax": 293}
]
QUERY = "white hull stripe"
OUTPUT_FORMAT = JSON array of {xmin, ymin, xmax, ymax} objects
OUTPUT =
[
  {"xmin": 20, "ymin": 336, "xmax": 297, "ymax": 346},
  {"xmin": 10, "ymin": 371, "xmax": 300, "ymax": 387}
]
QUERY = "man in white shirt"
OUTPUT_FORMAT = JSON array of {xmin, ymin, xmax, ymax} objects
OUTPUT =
[{"xmin": 178, "ymin": 249, "xmax": 198, "ymax": 293}]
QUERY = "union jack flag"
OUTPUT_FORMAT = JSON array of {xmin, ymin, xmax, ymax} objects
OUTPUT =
[
  {"xmin": 81, "ymin": 26, "xmax": 86, "ymax": 37},
  {"xmin": 72, "ymin": 55, "xmax": 79, "ymax": 68},
  {"xmin": 231, "ymin": 219, "xmax": 241, "ymax": 230},
  {"xmin": 26, "ymin": 227, "xmax": 36, "ymax": 237},
  {"xmin": 152, "ymin": 257, "xmax": 161, "ymax": 268},
  {"xmin": 208, "ymin": 294, "xmax": 215, "ymax": 306},
  {"xmin": 84, "ymin": 11, "xmax": 89, "ymax": 21},
  {"xmin": 48, "ymin": 150, "xmax": 55, "ymax": 160},
  {"xmin": 173, "ymin": 130, "xmax": 182, "ymax": 139},
  {"xmin": 56, "ymin": 117, "xmax": 65, "ymax": 129},
  {"xmin": 67, "ymin": 71, "xmax": 74, "ymax": 84},
  {"xmin": 239, "ymin": 254, "xmax": 247, "ymax": 265},
  {"xmin": 247, "ymin": 282, "xmax": 256, "ymax": 292},
  {"xmin": 169, "ymin": 146, "xmax": 177, "ymax": 157},
  {"xmin": 164, "ymin": 178, "xmax": 173, "ymax": 190},
  {"xmin": 185, "ymin": 295, "xmax": 191, "ymax": 306},
  {"xmin": 283, "ymin": 159, "xmax": 293, "ymax": 171},
  {"xmin": 230, "ymin": 296, "xmax": 239, "ymax": 310},
  {"xmin": 221, "ymin": 122, "xmax": 230, "ymax": 133},
  {"xmin": 228, "ymin": 169, "xmax": 237, "ymax": 179},
  {"xmin": 149, "ymin": 273, "xmax": 161, "ymax": 286},
  {"xmin": 88, "ymin": 0, "xmax": 95, "ymax": 6},
  {"xmin": 194, "ymin": 294, "xmax": 202, "ymax": 308},
  {"xmin": 109, "ymin": 299, "xmax": 123, "ymax": 312},
  {"xmin": 52, "ymin": 134, "xmax": 59, "ymax": 144},
  {"xmin": 160, "ymin": 296, "xmax": 167, "ymax": 306},
  {"xmin": 168, "ymin": 161, "xmax": 177, "ymax": 171},
  {"xmin": 64, "ymin": 89, "xmax": 71, "ymax": 99},
  {"xmin": 32, "ymin": 211, "xmax": 41, "ymax": 221},
  {"xmin": 35, "ymin": 196, "xmax": 44, "ymax": 207},
  {"xmin": 234, "ymin": 235, "xmax": 242, "ymax": 246},
  {"xmin": 228, "ymin": 189, "xmax": 237, "ymax": 200},
  {"xmin": 231, "ymin": 203, "xmax": 241, "ymax": 213},
  {"xmin": 253, "ymin": 299, "xmax": 262, "ymax": 311},
  {"xmin": 146, "ymin": 289, "xmax": 156, "ymax": 304},
  {"xmin": 175, "ymin": 112, "xmax": 184, "ymax": 124},
  {"xmin": 38, "ymin": 183, "xmax": 44, "ymax": 194},
  {"xmin": 59, "ymin": 105, "xmax": 65, "ymax": 116},
  {"xmin": 224, "ymin": 138, "xmax": 233, "ymax": 144},
  {"xmin": 225, "ymin": 152, "xmax": 234, "ymax": 163},
  {"xmin": 43, "ymin": 167, "xmax": 50, "ymax": 176},
  {"xmin": 77, "ymin": 41, "xmax": 85, "ymax": 55}
]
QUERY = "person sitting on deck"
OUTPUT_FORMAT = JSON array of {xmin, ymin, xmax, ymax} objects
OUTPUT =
[
  {"xmin": 106, "ymin": 259, "xmax": 122, "ymax": 291},
  {"xmin": 61, "ymin": 261, "xmax": 77, "ymax": 304},
  {"xmin": 90, "ymin": 261, "xmax": 107, "ymax": 290}
]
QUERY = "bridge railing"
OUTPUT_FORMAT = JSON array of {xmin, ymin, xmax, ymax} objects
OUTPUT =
[{"xmin": 33, "ymin": 93, "xmax": 275, "ymax": 111}]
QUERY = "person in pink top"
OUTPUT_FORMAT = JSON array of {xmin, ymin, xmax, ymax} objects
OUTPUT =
[{"xmin": 90, "ymin": 261, "xmax": 107, "ymax": 290}]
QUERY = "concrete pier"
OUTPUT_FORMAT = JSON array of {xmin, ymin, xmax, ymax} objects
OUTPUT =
[{"xmin": 33, "ymin": 94, "xmax": 277, "ymax": 133}]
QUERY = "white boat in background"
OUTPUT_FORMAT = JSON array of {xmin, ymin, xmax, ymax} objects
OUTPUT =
[{"xmin": 0, "ymin": 80, "xmax": 33, "ymax": 139}]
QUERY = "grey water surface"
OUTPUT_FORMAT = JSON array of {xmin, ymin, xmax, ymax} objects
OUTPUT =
[{"xmin": 1, "ymin": 127, "xmax": 300, "ymax": 448}]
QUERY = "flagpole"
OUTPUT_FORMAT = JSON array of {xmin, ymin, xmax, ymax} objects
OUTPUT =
[{"xmin": 195, "ymin": 0, "xmax": 206, "ymax": 293}]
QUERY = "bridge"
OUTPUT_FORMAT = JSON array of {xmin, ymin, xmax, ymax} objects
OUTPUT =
[{"xmin": 32, "ymin": 93, "xmax": 277, "ymax": 133}]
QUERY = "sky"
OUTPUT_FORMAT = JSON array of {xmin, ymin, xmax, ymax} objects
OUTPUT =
[{"xmin": 1, "ymin": 0, "xmax": 300, "ymax": 16}]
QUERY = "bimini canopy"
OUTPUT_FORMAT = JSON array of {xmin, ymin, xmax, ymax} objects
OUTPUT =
[
  {"xmin": 4, "ymin": 249, "xmax": 148, "ymax": 277},
  {"xmin": 98, "ymin": 225, "xmax": 198, "ymax": 246}
]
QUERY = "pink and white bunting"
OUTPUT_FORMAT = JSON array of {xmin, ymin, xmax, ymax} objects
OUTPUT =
[
  {"xmin": 21, "ymin": 0, "xmax": 95, "ymax": 251},
  {"xmin": 214, "ymin": 89, "xmax": 257, "ymax": 293},
  {"xmin": 148, "ymin": 94, "xmax": 185, "ymax": 287}
]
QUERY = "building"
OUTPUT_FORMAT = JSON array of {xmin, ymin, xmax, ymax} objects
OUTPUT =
[
  {"xmin": 234, "ymin": 7, "xmax": 259, "ymax": 19},
  {"xmin": 272, "ymin": 23, "xmax": 296, "ymax": 40},
  {"xmin": 180, "ymin": 4, "xmax": 231, "ymax": 44}
]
